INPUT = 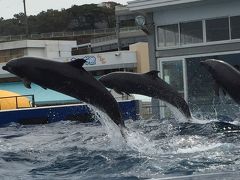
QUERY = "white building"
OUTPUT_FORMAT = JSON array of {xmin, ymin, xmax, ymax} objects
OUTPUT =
[
  {"xmin": 0, "ymin": 40, "xmax": 76, "ymax": 78},
  {"xmin": 128, "ymin": 0, "xmax": 240, "ymax": 118}
]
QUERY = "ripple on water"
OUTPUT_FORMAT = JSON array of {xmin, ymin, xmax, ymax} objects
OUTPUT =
[{"xmin": 0, "ymin": 116, "xmax": 240, "ymax": 179}]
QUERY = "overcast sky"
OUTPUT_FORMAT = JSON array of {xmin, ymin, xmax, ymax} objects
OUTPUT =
[{"xmin": 0, "ymin": 0, "xmax": 130, "ymax": 19}]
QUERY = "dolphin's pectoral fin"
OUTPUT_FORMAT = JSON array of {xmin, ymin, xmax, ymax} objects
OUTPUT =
[
  {"xmin": 22, "ymin": 78, "xmax": 31, "ymax": 89},
  {"xmin": 145, "ymin": 70, "xmax": 160, "ymax": 79},
  {"xmin": 213, "ymin": 81, "xmax": 220, "ymax": 96}
]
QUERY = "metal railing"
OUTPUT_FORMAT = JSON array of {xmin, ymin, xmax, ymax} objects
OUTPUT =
[
  {"xmin": 0, "ymin": 28, "xmax": 116, "ymax": 42},
  {"xmin": 119, "ymin": 26, "xmax": 140, "ymax": 32},
  {"xmin": 0, "ymin": 26, "xmax": 142, "ymax": 43},
  {"xmin": 91, "ymin": 26, "xmax": 142, "ymax": 44},
  {"xmin": 140, "ymin": 104, "xmax": 164, "ymax": 119},
  {"xmin": 90, "ymin": 35, "xmax": 117, "ymax": 44},
  {"xmin": 0, "ymin": 94, "xmax": 35, "ymax": 110}
]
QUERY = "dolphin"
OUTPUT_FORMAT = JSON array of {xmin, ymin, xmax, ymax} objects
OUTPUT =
[
  {"xmin": 201, "ymin": 59, "xmax": 240, "ymax": 104},
  {"xmin": 2, "ymin": 56, "xmax": 125, "ymax": 128},
  {"xmin": 99, "ymin": 71, "xmax": 192, "ymax": 121}
]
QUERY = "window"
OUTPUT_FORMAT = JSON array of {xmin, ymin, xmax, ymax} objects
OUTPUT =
[
  {"xmin": 162, "ymin": 60, "xmax": 183, "ymax": 93},
  {"xmin": 180, "ymin": 21, "xmax": 203, "ymax": 45},
  {"xmin": 230, "ymin": 16, "xmax": 240, "ymax": 39},
  {"xmin": 161, "ymin": 60, "xmax": 184, "ymax": 118},
  {"xmin": 158, "ymin": 24, "xmax": 179, "ymax": 47},
  {"xmin": 206, "ymin": 17, "xmax": 230, "ymax": 42},
  {"xmin": 157, "ymin": 17, "xmax": 240, "ymax": 48},
  {"xmin": 186, "ymin": 54, "xmax": 240, "ymax": 118}
]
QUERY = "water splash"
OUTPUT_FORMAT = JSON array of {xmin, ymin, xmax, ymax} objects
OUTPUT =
[
  {"xmin": 164, "ymin": 102, "xmax": 189, "ymax": 123},
  {"xmin": 87, "ymin": 104, "xmax": 159, "ymax": 155},
  {"xmin": 122, "ymin": 127, "xmax": 160, "ymax": 155},
  {"xmin": 167, "ymin": 135, "xmax": 222, "ymax": 154},
  {"xmin": 164, "ymin": 101, "xmax": 222, "ymax": 125},
  {"xmin": 190, "ymin": 116, "xmax": 218, "ymax": 124},
  {"xmin": 87, "ymin": 104, "xmax": 126, "ymax": 149},
  {"xmin": 176, "ymin": 142, "xmax": 223, "ymax": 154},
  {"xmin": 85, "ymin": 103, "xmax": 236, "ymax": 157}
]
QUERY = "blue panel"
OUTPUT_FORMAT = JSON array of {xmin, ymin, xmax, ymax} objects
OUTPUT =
[
  {"xmin": 119, "ymin": 100, "xmax": 140, "ymax": 121},
  {"xmin": 0, "ymin": 82, "xmax": 77, "ymax": 104},
  {"xmin": 0, "ymin": 100, "xmax": 140, "ymax": 126},
  {"xmin": 0, "ymin": 105, "xmax": 92, "ymax": 125}
]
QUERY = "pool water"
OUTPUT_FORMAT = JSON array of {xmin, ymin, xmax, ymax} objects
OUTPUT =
[{"xmin": 0, "ymin": 115, "xmax": 240, "ymax": 179}]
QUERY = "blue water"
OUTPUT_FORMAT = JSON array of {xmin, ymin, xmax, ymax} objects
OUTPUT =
[{"xmin": 1, "ymin": 115, "xmax": 240, "ymax": 179}]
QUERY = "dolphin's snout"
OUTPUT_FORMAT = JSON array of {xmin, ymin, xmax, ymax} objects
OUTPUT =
[
  {"xmin": 2, "ymin": 65, "xmax": 8, "ymax": 71},
  {"xmin": 2, "ymin": 65, "xmax": 14, "ymax": 74}
]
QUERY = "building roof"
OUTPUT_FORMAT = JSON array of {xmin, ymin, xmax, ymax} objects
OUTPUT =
[{"xmin": 128, "ymin": 0, "xmax": 206, "ymax": 11}]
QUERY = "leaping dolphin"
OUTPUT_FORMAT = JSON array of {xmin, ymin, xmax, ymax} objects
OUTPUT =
[
  {"xmin": 201, "ymin": 59, "xmax": 240, "ymax": 104},
  {"xmin": 99, "ymin": 71, "xmax": 192, "ymax": 121},
  {"xmin": 2, "ymin": 57, "xmax": 125, "ymax": 128}
]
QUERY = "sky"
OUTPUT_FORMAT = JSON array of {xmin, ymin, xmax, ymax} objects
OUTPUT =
[{"xmin": 0, "ymin": 0, "xmax": 130, "ymax": 19}]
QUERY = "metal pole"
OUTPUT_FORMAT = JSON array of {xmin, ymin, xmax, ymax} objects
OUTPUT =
[
  {"xmin": 16, "ymin": 96, "xmax": 18, "ymax": 109},
  {"xmin": 116, "ymin": 16, "xmax": 121, "ymax": 51},
  {"xmin": 23, "ymin": 0, "xmax": 29, "ymax": 38}
]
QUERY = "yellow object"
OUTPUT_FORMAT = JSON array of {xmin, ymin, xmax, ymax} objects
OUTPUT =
[{"xmin": 0, "ymin": 90, "xmax": 31, "ymax": 110}]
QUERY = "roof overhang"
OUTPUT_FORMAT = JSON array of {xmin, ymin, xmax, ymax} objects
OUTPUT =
[{"xmin": 128, "ymin": 0, "xmax": 204, "ymax": 11}]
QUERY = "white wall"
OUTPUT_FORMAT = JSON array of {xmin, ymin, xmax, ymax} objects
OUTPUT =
[
  {"xmin": 26, "ymin": 48, "xmax": 45, "ymax": 57},
  {"xmin": 40, "ymin": 40, "xmax": 76, "ymax": 58},
  {"xmin": 0, "ymin": 41, "xmax": 28, "ymax": 51},
  {"xmin": 0, "ymin": 40, "xmax": 77, "ymax": 59},
  {"xmin": 0, "ymin": 40, "xmax": 77, "ymax": 77},
  {"xmin": 58, "ymin": 51, "xmax": 137, "ymax": 68}
]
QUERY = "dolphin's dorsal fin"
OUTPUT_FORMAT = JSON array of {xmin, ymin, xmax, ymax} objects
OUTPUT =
[
  {"xmin": 68, "ymin": 58, "xmax": 86, "ymax": 68},
  {"xmin": 145, "ymin": 70, "xmax": 160, "ymax": 79}
]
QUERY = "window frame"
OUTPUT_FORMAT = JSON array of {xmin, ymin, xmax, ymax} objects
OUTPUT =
[
  {"xmin": 156, "ymin": 15, "xmax": 240, "ymax": 50},
  {"xmin": 179, "ymin": 20, "xmax": 204, "ymax": 45},
  {"xmin": 230, "ymin": 15, "xmax": 240, "ymax": 40},
  {"xmin": 157, "ymin": 23, "xmax": 180, "ymax": 48},
  {"xmin": 205, "ymin": 16, "xmax": 230, "ymax": 42}
]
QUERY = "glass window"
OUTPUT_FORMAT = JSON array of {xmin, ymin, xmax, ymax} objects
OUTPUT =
[
  {"xmin": 158, "ymin": 24, "xmax": 179, "ymax": 47},
  {"xmin": 206, "ymin": 17, "xmax": 230, "ymax": 42},
  {"xmin": 231, "ymin": 16, "xmax": 240, "ymax": 39},
  {"xmin": 180, "ymin": 21, "xmax": 203, "ymax": 45},
  {"xmin": 157, "ymin": 27, "xmax": 165, "ymax": 47},
  {"xmin": 162, "ymin": 60, "xmax": 183, "ymax": 93},
  {"xmin": 186, "ymin": 54, "xmax": 240, "ymax": 118},
  {"xmin": 161, "ymin": 60, "xmax": 184, "ymax": 118}
]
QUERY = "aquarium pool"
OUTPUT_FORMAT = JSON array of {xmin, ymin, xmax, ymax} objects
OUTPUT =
[{"xmin": 0, "ymin": 116, "xmax": 240, "ymax": 179}]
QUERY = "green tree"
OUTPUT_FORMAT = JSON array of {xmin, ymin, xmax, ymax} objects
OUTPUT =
[{"xmin": 0, "ymin": 3, "xmax": 120, "ymax": 36}]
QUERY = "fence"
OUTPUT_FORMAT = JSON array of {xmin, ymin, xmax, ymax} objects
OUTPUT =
[
  {"xmin": 0, "ymin": 26, "xmax": 142, "ymax": 43},
  {"xmin": 0, "ymin": 94, "xmax": 35, "ymax": 110}
]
